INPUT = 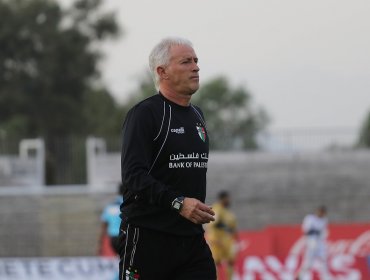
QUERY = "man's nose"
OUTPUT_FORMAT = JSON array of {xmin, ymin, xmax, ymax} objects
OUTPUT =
[{"xmin": 193, "ymin": 62, "xmax": 200, "ymax": 72}]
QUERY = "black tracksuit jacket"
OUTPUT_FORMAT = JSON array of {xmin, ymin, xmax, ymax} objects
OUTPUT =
[{"xmin": 120, "ymin": 93, "xmax": 209, "ymax": 236}]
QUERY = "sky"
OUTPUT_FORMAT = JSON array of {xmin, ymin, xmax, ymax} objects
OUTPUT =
[{"xmin": 99, "ymin": 0, "xmax": 370, "ymax": 131}]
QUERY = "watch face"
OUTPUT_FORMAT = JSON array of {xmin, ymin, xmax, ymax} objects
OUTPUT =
[{"xmin": 174, "ymin": 201, "xmax": 182, "ymax": 210}]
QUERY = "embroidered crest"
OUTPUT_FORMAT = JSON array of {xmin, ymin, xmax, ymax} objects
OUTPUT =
[
  {"xmin": 126, "ymin": 268, "xmax": 140, "ymax": 279},
  {"xmin": 196, "ymin": 124, "xmax": 206, "ymax": 142}
]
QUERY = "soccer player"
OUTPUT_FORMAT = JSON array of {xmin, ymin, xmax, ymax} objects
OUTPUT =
[
  {"xmin": 206, "ymin": 191, "xmax": 238, "ymax": 280},
  {"xmin": 100, "ymin": 183, "xmax": 124, "ymax": 255},
  {"xmin": 119, "ymin": 37, "xmax": 216, "ymax": 280},
  {"xmin": 296, "ymin": 206, "xmax": 330, "ymax": 280}
]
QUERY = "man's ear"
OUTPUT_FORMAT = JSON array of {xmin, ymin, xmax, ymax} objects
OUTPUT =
[{"xmin": 157, "ymin": 66, "xmax": 169, "ymax": 80}]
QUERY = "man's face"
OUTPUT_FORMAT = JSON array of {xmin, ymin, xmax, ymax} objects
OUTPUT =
[
  {"xmin": 221, "ymin": 196, "xmax": 231, "ymax": 208},
  {"xmin": 161, "ymin": 44, "xmax": 200, "ymax": 95},
  {"xmin": 317, "ymin": 209, "xmax": 326, "ymax": 218}
]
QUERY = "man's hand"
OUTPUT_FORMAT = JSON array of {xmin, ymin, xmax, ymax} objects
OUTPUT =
[{"xmin": 179, "ymin": 198, "xmax": 215, "ymax": 224}]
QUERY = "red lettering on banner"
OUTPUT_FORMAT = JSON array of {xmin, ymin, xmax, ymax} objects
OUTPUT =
[
  {"xmin": 290, "ymin": 230, "xmax": 370, "ymax": 258},
  {"xmin": 236, "ymin": 255, "xmax": 363, "ymax": 280},
  {"xmin": 348, "ymin": 231, "xmax": 370, "ymax": 257},
  {"xmin": 224, "ymin": 224, "xmax": 370, "ymax": 280}
]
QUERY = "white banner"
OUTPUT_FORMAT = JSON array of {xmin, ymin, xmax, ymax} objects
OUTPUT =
[{"xmin": 0, "ymin": 257, "xmax": 118, "ymax": 280}]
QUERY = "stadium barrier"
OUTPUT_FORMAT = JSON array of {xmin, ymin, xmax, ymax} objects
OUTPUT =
[
  {"xmin": 3, "ymin": 223, "xmax": 367, "ymax": 280},
  {"xmin": 231, "ymin": 223, "xmax": 370, "ymax": 280},
  {"xmin": 0, "ymin": 257, "xmax": 118, "ymax": 280},
  {"xmin": 86, "ymin": 137, "xmax": 120, "ymax": 191},
  {"xmin": 95, "ymin": 223, "xmax": 370, "ymax": 280},
  {"xmin": 0, "ymin": 138, "xmax": 45, "ymax": 187}
]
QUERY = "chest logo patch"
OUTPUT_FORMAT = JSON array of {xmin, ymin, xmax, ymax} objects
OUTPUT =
[{"xmin": 196, "ymin": 124, "xmax": 207, "ymax": 142}]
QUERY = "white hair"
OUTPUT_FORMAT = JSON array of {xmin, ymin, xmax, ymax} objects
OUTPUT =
[{"xmin": 149, "ymin": 37, "xmax": 193, "ymax": 90}]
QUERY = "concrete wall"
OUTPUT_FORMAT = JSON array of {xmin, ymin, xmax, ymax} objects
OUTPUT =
[
  {"xmin": 206, "ymin": 150, "xmax": 370, "ymax": 229},
  {"xmin": 0, "ymin": 190, "xmax": 115, "ymax": 257}
]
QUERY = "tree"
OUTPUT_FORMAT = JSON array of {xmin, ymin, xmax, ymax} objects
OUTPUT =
[
  {"xmin": 123, "ymin": 72, "xmax": 157, "ymax": 111},
  {"xmin": 0, "ymin": 0, "xmax": 120, "ymax": 138},
  {"xmin": 358, "ymin": 110, "xmax": 370, "ymax": 148},
  {"xmin": 193, "ymin": 76, "xmax": 268, "ymax": 150},
  {"xmin": 0, "ymin": 0, "xmax": 121, "ymax": 184},
  {"xmin": 82, "ymin": 88, "xmax": 125, "ymax": 137},
  {"xmin": 127, "ymin": 74, "xmax": 268, "ymax": 150}
]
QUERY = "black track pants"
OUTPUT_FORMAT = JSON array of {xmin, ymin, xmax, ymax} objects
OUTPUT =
[{"xmin": 118, "ymin": 225, "xmax": 216, "ymax": 280}]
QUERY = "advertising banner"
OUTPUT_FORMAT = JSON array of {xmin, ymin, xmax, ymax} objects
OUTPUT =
[
  {"xmin": 2, "ymin": 224, "xmax": 369, "ymax": 279},
  {"xmin": 0, "ymin": 257, "xmax": 118, "ymax": 280},
  {"xmin": 231, "ymin": 224, "xmax": 370, "ymax": 280}
]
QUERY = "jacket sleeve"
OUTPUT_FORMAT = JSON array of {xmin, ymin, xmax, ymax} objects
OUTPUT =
[{"xmin": 121, "ymin": 104, "xmax": 181, "ymax": 209}]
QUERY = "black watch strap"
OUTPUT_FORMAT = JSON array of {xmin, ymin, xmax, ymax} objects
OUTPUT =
[{"xmin": 171, "ymin": 196, "xmax": 185, "ymax": 212}]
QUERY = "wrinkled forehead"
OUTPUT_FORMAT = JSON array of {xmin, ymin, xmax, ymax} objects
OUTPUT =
[{"xmin": 169, "ymin": 44, "xmax": 197, "ymax": 60}]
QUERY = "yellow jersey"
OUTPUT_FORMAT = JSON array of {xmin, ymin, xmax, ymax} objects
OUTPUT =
[{"xmin": 206, "ymin": 202, "xmax": 237, "ymax": 262}]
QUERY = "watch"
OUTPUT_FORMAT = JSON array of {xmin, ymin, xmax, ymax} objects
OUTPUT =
[{"xmin": 171, "ymin": 196, "xmax": 185, "ymax": 212}]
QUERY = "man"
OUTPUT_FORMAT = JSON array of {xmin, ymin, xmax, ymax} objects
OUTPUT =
[
  {"xmin": 296, "ymin": 206, "xmax": 330, "ymax": 280},
  {"xmin": 206, "ymin": 191, "xmax": 238, "ymax": 280},
  {"xmin": 100, "ymin": 183, "xmax": 124, "ymax": 255},
  {"xmin": 119, "ymin": 37, "xmax": 216, "ymax": 280}
]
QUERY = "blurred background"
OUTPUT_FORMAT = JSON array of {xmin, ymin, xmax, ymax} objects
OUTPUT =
[{"xmin": 0, "ymin": 0, "xmax": 369, "ymax": 279}]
